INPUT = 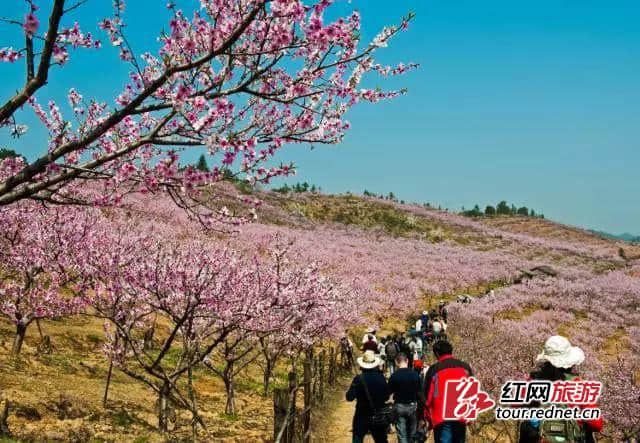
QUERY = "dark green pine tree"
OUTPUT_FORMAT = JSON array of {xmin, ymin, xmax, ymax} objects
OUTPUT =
[
  {"xmin": 195, "ymin": 154, "xmax": 209, "ymax": 172},
  {"xmin": 0, "ymin": 148, "xmax": 24, "ymax": 160},
  {"xmin": 496, "ymin": 201, "xmax": 510, "ymax": 215}
]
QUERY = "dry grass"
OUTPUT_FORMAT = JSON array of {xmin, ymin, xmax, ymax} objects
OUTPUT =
[
  {"xmin": 0, "ymin": 316, "xmax": 278, "ymax": 442},
  {"xmin": 494, "ymin": 304, "xmax": 547, "ymax": 321},
  {"xmin": 602, "ymin": 328, "xmax": 631, "ymax": 358}
]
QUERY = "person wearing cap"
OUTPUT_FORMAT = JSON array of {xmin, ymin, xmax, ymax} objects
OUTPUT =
[
  {"xmin": 412, "ymin": 358, "xmax": 429, "ymax": 390},
  {"xmin": 362, "ymin": 327, "xmax": 378, "ymax": 345},
  {"xmin": 362, "ymin": 334, "xmax": 379, "ymax": 353},
  {"xmin": 412, "ymin": 358, "xmax": 430, "ymax": 440},
  {"xmin": 346, "ymin": 350, "xmax": 390, "ymax": 443},
  {"xmin": 340, "ymin": 333, "xmax": 355, "ymax": 370},
  {"xmin": 519, "ymin": 335, "xmax": 603, "ymax": 443}
]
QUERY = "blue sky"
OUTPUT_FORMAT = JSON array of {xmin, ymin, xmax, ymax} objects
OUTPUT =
[{"xmin": 1, "ymin": 1, "xmax": 639, "ymax": 234}]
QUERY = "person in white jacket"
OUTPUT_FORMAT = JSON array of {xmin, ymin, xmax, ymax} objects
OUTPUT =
[
  {"xmin": 432, "ymin": 318, "xmax": 447, "ymax": 337},
  {"xmin": 408, "ymin": 335, "xmax": 423, "ymax": 359}
]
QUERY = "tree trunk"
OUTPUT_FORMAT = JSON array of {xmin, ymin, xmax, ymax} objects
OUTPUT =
[
  {"xmin": 263, "ymin": 358, "xmax": 274, "ymax": 396},
  {"xmin": 223, "ymin": 377, "xmax": 236, "ymax": 415},
  {"xmin": 302, "ymin": 348, "xmax": 313, "ymax": 443},
  {"xmin": 273, "ymin": 387, "xmax": 289, "ymax": 442},
  {"xmin": 328, "ymin": 347, "xmax": 336, "ymax": 386},
  {"xmin": 103, "ymin": 359, "xmax": 114, "ymax": 407},
  {"xmin": 0, "ymin": 398, "xmax": 10, "ymax": 437},
  {"xmin": 143, "ymin": 324, "xmax": 155, "ymax": 351},
  {"xmin": 274, "ymin": 370, "xmax": 298, "ymax": 443},
  {"xmin": 158, "ymin": 381, "xmax": 171, "ymax": 432},
  {"xmin": 103, "ymin": 333, "xmax": 119, "ymax": 407},
  {"xmin": 187, "ymin": 365, "xmax": 198, "ymax": 442},
  {"xmin": 12, "ymin": 322, "xmax": 27, "ymax": 356},
  {"xmin": 319, "ymin": 350, "xmax": 326, "ymax": 402},
  {"xmin": 286, "ymin": 370, "xmax": 297, "ymax": 443},
  {"xmin": 35, "ymin": 319, "xmax": 44, "ymax": 340}
]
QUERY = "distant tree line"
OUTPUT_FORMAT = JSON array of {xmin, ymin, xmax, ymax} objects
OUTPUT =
[
  {"xmin": 363, "ymin": 189, "xmax": 406, "ymax": 204},
  {"xmin": 274, "ymin": 182, "xmax": 321, "ymax": 194},
  {"xmin": 462, "ymin": 201, "xmax": 544, "ymax": 219}
]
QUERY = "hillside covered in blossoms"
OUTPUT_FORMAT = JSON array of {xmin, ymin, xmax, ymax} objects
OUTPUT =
[
  {"xmin": 1, "ymin": 184, "xmax": 638, "ymax": 442},
  {"xmin": 1, "ymin": 1, "xmax": 638, "ymax": 441}
]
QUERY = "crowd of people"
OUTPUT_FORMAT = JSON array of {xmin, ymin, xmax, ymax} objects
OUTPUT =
[{"xmin": 343, "ymin": 301, "xmax": 604, "ymax": 443}]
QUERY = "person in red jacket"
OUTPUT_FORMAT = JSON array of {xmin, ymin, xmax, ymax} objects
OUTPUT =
[
  {"xmin": 362, "ymin": 334, "xmax": 379, "ymax": 353},
  {"xmin": 519, "ymin": 335, "xmax": 603, "ymax": 443},
  {"xmin": 419, "ymin": 340, "xmax": 473, "ymax": 443}
]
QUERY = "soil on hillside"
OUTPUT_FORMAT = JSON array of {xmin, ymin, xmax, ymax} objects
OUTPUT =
[{"xmin": 0, "ymin": 316, "xmax": 276, "ymax": 442}]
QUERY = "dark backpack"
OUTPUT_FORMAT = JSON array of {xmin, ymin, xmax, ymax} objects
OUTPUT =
[
  {"xmin": 398, "ymin": 340, "xmax": 410, "ymax": 356},
  {"xmin": 538, "ymin": 374, "xmax": 585, "ymax": 443},
  {"xmin": 385, "ymin": 341, "xmax": 398, "ymax": 359},
  {"xmin": 538, "ymin": 414, "xmax": 584, "ymax": 443}
]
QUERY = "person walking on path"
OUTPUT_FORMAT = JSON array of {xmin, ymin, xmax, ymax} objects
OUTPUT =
[
  {"xmin": 396, "ymin": 332, "xmax": 410, "ymax": 356},
  {"xmin": 388, "ymin": 352, "xmax": 423, "ymax": 443},
  {"xmin": 438, "ymin": 302, "xmax": 448, "ymax": 323},
  {"xmin": 408, "ymin": 334, "xmax": 423, "ymax": 360},
  {"xmin": 362, "ymin": 334, "xmax": 379, "ymax": 353},
  {"xmin": 346, "ymin": 350, "xmax": 390, "ymax": 443},
  {"xmin": 385, "ymin": 335, "xmax": 399, "ymax": 375},
  {"xmin": 431, "ymin": 317, "xmax": 447, "ymax": 340},
  {"xmin": 412, "ymin": 359, "xmax": 429, "ymax": 390},
  {"xmin": 419, "ymin": 340, "xmax": 473, "ymax": 443},
  {"xmin": 362, "ymin": 327, "xmax": 378, "ymax": 344},
  {"xmin": 518, "ymin": 335, "xmax": 603, "ymax": 443},
  {"xmin": 416, "ymin": 310, "xmax": 429, "ymax": 332},
  {"xmin": 341, "ymin": 334, "xmax": 355, "ymax": 370}
]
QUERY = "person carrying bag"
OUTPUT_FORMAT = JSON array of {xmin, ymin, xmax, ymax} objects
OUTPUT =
[
  {"xmin": 346, "ymin": 350, "xmax": 392, "ymax": 443},
  {"xmin": 360, "ymin": 372, "xmax": 397, "ymax": 429}
]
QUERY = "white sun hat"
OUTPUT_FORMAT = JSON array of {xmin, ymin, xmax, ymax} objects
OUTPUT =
[
  {"xmin": 357, "ymin": 350, "xmax": 382, "ymax": 370},
  {"xmin": 422, "ymin": 310, "xmax": 428, "ymax": 315},
  {"xmin": 536, "ymin": 335, "xmax": 585, "ymax": 369}
]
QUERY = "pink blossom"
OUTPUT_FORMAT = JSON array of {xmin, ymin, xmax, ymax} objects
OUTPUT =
[
  {"xmin": 23, "ymin": 13, "xmax": 40, "ymax": 37},
  {"xmin": 0, "ymin": 47, "xmax": 22, "ymax": 63},
  {"xmin": 0, "ymin": 1, "xmax": 416, "ymax": 220}
]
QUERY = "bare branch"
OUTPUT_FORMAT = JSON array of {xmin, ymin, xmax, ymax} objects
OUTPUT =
[{"xmin": 0, "ymin": 0, "xmax": 65, "ymax": 123}]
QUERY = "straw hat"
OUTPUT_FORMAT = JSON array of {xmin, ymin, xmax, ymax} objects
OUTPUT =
[
  {"xmin": 357, "ymin": 350, "xmax": 382, "ymax": 369},
  {"xmin": 536, "ymin": 335, "xmax": 585, "ymax": 369}
]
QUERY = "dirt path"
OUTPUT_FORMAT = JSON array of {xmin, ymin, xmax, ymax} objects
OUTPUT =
[
  {"xmin": 316, "ymin": 318, "xmax": 435, "ymax": 443},
  {"xmin": 316, "ymin": 378, "xmax": 405, "ymax": 443},
  {"xmin": 316, "ymin": 385, "xmax": 354, "ymax": 443}
]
